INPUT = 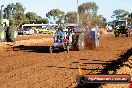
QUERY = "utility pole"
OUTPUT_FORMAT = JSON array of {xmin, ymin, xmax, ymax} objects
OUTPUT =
[
  {"xmin": 77, "ymin": 0, "xmax": 79, "ymax": 26},
  {"xmin": 9, "ymin": 0, "xmax": 12, "ymax": 5},
  {"xmin": 0, "ymin": 5, "xmax": 4, "ymax": 24}
]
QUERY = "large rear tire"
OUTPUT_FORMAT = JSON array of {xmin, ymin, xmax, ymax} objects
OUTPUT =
[
  {"xmin": 6, "ymin": 26, "xmax": 18, "ymax": 42},
  {"xmin": 71, "ymin": 35, "xmax": 77, "ymax": 50}
]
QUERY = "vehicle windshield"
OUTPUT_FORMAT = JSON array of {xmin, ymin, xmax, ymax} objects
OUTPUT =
[{"xmin": 116, "ymin": 21, "xmax": 126, "ymax": 26}]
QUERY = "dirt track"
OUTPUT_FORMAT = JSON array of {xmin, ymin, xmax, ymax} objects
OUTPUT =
[{"xmin": 0, "ymin": 34, "xmax": 132, "ymax": 88}]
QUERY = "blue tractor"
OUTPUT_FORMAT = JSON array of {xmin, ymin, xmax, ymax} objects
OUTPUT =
[
  {"xmin": 49, "ymin": 27, "xmax": 70, "ymax": 53},
  {"xmin": 49, "ymin": 23, "xmax": 99, "ymax": 53},
  {"xmin": 49, "ymin": 26, "xmax": 86, "ymax": 53}
]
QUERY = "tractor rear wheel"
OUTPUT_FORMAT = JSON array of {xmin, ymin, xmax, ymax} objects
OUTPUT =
[
  {"xmin": 77, "ymin": 33, "xmax": 85, "ymax": 51},
  {"xmin": 6, "ymin": 27, "xmax": 18, "ymax": 42},
  {"xmin": 66, "ymin": 45, "xmax": 69, "ymax": 53},
  {"xmin": 71, "ymin": 35, "xmax": 77, "ymax": 50}
]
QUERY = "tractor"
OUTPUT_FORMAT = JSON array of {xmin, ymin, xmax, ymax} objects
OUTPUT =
[
  {"xmin": 114, "ymin": 20, "xmax": 130, "ymax": 37},
  {"xmin": 0, "ymin": 5, "xmax": 17, "ymax": 42},
  {"xmin": 49, "ymin": 24, "xmax": 93, "ymax": 53},
  {"xmin": 49, "ymin": 27, "xmax": 70, "ymax": 53},
  {"xmin": 69, "ymin": 26, "xmax": 86, "ymax": 51},
  {"xmin": 49, "ymin": 26, "xmax": 84, "ymax": 53}
]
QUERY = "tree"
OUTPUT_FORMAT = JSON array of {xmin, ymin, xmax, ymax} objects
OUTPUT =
[
  {"xmin": 112, "ymin": 9, "xmax": 129, "ymax": 20},
  {"xmin": 12, "ymin": 2, "xmax": 25, "ymax": 25},
  {"xmin": 3, "ymin": 2, "xmax": 48, "ymax": 26},
  {"xmin": 78, "ymin": 2, "xmax": 98, "ymax": 14},
  {"xmin": 65, "ymin": 12, "xmax": 77, "ymax": 23},
  {"xmin": 126, "ymin": 13, "xmax": 132, "ymax": 25},
  {"xmin": 3, "ymin": 3, "xmax": 15, "ymax": 19},
  {"xmin": 14, "ymin": 3, "xmax": 25, "ymax": 14},
  {"xmin": 3, "ymin": 2, "xmax": 26, "ymax": 26},
  {"xmin": 46, "ymin": 9, "xmax": 65, "ymax": 24},
  {"xmin": 95, "ymin": 15, "xmax": 107, "ymax": 27},
  {"xmin": 36, "ymin": 18, "xmax": 48, "ymax": 24},
  {"xmin": 25, "ymin": 12, "xmax": 48, "ymax": 24},
  {"xmin": 9, "ymin": 19, "xmax": 16, "ymax": 26},
  {"xmin": 25, "ymin": 12, "xmax": 38, "ymax": 23},
  {"xmin": 78, "ymin": 1, "xmax": 98, "ymax": 27},
  {"xmin": 37, "ymin": 16, "xmax": 42, "ymax": 20}
]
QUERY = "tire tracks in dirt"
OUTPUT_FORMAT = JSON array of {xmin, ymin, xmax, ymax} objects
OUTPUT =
[
  {"xmin": 0, "ymin": 35, "xmax": 132, "ymax": 88},
  {"xmin": 76, "ymin": 48, "xmax": 132, "ymax": 88}
]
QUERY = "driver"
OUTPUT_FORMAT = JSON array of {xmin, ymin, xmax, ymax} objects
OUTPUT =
[
  {"xmin": 121, "ymin": 22, "xmax": 125, "ymax": 26},
  {"xmin": 57, "ymin": 27, "xmax": 64, "ymax": 42},
  {"xmin": 57, "ymin": 28, "xmax": 63, "ymax": 36}
]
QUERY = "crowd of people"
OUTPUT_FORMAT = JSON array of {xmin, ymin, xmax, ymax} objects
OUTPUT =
[{"xmin": 18, "ymin": 27, "xmax": 52, "ymax": 35}]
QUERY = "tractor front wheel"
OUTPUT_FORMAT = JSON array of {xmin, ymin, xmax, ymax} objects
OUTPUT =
[
  {"xmin": 115, "ymin": 32, "xmax": 119, "ymax": 37},
  {"xmin": 66, "ymin": 45, "xmax": 69, "ymax": 53}
]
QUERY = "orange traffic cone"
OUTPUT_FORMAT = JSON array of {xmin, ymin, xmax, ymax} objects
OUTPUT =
[{"xmin": 78, "ymin": 66, "xmax": 86, "ymax": 75}]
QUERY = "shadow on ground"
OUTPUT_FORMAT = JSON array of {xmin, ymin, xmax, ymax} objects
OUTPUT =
[
  {"xmin": 76, "ymin": 48, "xmax": 132, "ymax": 88},
  {"xmin": 13, "ymin": 45, "xmax": 66, "ymax": 53}
]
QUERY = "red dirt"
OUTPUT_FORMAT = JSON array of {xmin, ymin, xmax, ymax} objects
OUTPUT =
[{"xmin": 0, "ymin": 34, "xmax": 132, "ymax": 88}]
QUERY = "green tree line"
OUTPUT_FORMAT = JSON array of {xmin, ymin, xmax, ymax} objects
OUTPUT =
[
  {"xmin": 3, "ymin": 2, "xmax": 48, "ymax": 27},
  {"xmin": 46, "ymin": 1, "xmax": 107, "ymax": 28},
  {"xmin": 4, "ymin": 2, "xmax": 131, "ymax": 28}
]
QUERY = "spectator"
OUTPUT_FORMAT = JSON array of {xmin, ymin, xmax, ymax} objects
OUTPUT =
[
  {"xmin": 90, "ymin": 26, "xmax": 100, "ymax": 48},
  {"xmin": 96, "ymin": 29, "xmax": 100, "ymax": 48}
]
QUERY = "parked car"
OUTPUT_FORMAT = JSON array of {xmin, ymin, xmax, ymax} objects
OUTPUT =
[{"xmin": 39, "ymin": 28, "xmax": 51, "ymax": 34}]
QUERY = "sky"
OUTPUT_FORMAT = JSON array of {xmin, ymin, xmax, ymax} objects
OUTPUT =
[{"xmin": 1, "ymin": 0, "xmax": 132, "ymax": 22}]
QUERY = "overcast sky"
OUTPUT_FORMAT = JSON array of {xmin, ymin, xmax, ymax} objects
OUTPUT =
[{"xmin": 1, "ymin": 0, "xmax": 132, "ymax": 21}]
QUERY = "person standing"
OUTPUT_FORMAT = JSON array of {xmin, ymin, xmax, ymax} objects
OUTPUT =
[
  {"xmin": 90, "ymin": 26, "xmax": 100, "ymax": 49},
  {"xmin": 96, "ymin": 28, "xmax": 100, "ymax": 48}
]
